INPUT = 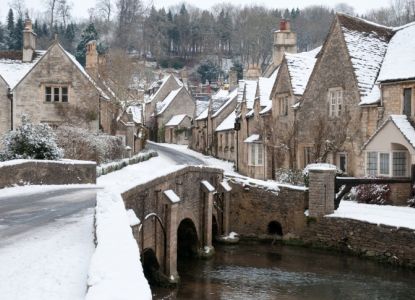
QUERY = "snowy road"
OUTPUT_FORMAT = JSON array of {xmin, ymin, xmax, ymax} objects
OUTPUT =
[
  {"xmin": 0, "ymin": 185, "xmax": 98, "ymax": 300},
  {"xmin": 147, "ymin": 142, "xmax": 205, "ymax": 165},
  {"xmin": 0, "ymin": 186, "xmax": 98, "ymax": 243}
]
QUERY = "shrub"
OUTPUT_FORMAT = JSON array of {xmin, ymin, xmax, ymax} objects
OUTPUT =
[
  {"xmin": 275, "ymin": 168, "xmax": 305, "ymax": 186},
  {"xmin": 355, "ymin": 182, "xmax": 391, "ymax": 205},
  {"xmin": 54, "ymin": 126, "xmax": 125, "ymax": 164},
  {"xmin": 0, "ymin": 116, "xmax": 63, "ymax": 161}
]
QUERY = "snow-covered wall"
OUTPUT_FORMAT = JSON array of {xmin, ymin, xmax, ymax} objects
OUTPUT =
[{"xmin": 0, "ymin": 159, "xmax": 96, "ymax": 188}]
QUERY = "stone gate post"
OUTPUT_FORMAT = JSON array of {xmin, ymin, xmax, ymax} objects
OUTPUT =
[
  {"xmin": 308, "ymin": 166, "xmax": 336, "ymax": 218},
  {"xmin": 163, "ymin": 190, "xmax": 180, "ymax": 283}
]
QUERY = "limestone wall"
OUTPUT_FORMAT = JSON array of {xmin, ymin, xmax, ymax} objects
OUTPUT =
[
  {"xmin": 301, "ymin": 217, "xmax": 415, "ymax": 268},
  {"xmin": 228, "ymin": 181, "xmax": 308, "ymax": 239},
  {"xmin": 0, "ymin": 159, "xmax": 96, "ymax": 188}
]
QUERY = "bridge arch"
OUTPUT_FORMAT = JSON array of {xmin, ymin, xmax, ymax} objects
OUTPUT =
[
  {"xmin": 141, "ymin": 248, "xmax": 160, "ymax": 285},
  {"xmin": 267, "ymin": 220, "xmax": 283, "ymax": 236},
  {"xmin": 177, "ymin": 218, "xmax": 199, "ymax": 258}
]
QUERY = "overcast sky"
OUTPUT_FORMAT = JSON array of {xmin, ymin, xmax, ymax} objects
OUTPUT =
[{"xmin": 0, "ymin": 0, "xmax": 392, "ymax": 22}]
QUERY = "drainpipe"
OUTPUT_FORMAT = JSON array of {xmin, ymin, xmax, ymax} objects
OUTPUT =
[{"xmin": 7, "ymin": 88, "xmax": 13, "ymax": 130}]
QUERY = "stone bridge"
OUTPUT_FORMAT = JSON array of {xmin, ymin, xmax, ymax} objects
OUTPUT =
[{"xmin": 122, "ymin": 166, "xmax": 231, "ymax": 283}]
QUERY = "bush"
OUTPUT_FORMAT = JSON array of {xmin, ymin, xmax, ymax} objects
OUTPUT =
[
  {"xmin": 0, "ymin": 116, "xmax": 63, "ymax": 161},
  {"xmin": 355, "ymin": 182, "xmax": 391, "ymax": 205},
  {"xmin": 54, "ymin": 126, "xmax": 125, "ymax": 164},
  {"xmin": 275, "ymin": 168, "xmax": 305, "ymax": 186}
]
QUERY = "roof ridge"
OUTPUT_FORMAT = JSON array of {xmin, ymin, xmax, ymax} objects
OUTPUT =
[{"xmin": 336, "ymin": 12, "xmax": 393, "ymax": 32}]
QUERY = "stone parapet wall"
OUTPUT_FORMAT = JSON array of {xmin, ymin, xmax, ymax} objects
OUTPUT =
[
  {"xmin": 301, "ymin": 217, "xmax": 415, "ymax": 268},
  {"xmin": 0, "ymin": 159, "xmax": 96, "ymax": 188},
  {"xmin": 228, "ymin": 181, "xmax": 308, "ymax": 239}
]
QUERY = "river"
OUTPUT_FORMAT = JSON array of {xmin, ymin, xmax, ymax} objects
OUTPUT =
[{"xmin": 152, "ymin": 242, "xmax": 415, "ymax": 300}]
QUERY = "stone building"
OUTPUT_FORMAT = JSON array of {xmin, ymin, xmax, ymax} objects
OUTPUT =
[
  {"xmin": 0, "ymin": 17, "xmax": 146, "ymax": 155},
  {"xmin": 297, "ymin": 13, "xmax": 394, "ymax": 176},
  {"xmin": 145, "ymin": 74, "xmax": 195, "ymax": 142},
  {"xmin": 164, "ymin": 114, "xmax": 192, "ymax": 145}
]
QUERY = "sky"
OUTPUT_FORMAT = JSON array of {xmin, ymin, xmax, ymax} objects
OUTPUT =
[{"xmin": 0, "ymin": 0, "xmax": 392, "ymax": 22}]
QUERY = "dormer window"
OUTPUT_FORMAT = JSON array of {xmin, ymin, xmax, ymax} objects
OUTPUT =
[
  {"xmin": 328, "ymin": 88, "xmax": 343, "ymax": 117},
  {"xmin": 45, "ymin": 86, "xmax": 69, "ymax": 103}
]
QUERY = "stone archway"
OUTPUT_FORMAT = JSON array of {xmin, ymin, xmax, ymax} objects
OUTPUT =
[
  {"xmin": 267, "ymin": 220, "xmax": 283, "ymax": 236},
  {"xmin": 177, "ymin": 218, "xmax": 199, "ymax": 259}
]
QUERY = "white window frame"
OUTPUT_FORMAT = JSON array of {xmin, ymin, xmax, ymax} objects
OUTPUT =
[
  {"xmin": 365, "ymin": 150, "xmax": 409, "ymax": 177},
  {"xmin": 328, "ymin": 88, "xmax": 343, "ymax": 117},
  {"xmin": 249, "ymin": 143, "xmax": 264, "ymax": 166}
]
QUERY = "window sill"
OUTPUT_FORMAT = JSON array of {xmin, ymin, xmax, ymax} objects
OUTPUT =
[{"xmin": 44, "ymin": 101, "xmax": 69, "ymax": 104}]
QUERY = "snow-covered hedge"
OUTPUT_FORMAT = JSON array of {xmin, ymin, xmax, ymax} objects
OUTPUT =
[
  {"xmin": 55, "ymin": 126, "xmax": 124, "ymax": 164},
  {"xmin": 355, "ymin": 181, "xmax": 391, "ymax": 205},
  {"xmin": 96, "ymin": 150, "xmax": 158, "ymax": 177},
  {"xmin": 275, "ymin": 168, "xmax": 305, "ymax": 186},
  {"xmin": 0, "ymin": 116, "xmax": 63, "ymax": 161}
]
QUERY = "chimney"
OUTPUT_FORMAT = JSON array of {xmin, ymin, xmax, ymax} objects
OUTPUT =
[
  {"xmin": 22, "ymin": 16, "xmax": 36, "ymax": 63},
  {"xmin": 85, "ymin": 40, "xmax": 98, "ymax": 75},
  {"xmin": 273, "ymin": 19, "xmax": 297, "ymax": 67},
  {"xmin": 228, "ymin": 70, "xmax": 238, "ymax": 90},
  {"xmin": 245, "ymin": 63, "xmax": 261, "ymax": 80}
]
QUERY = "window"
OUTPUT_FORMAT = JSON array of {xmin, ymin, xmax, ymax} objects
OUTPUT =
[
  {"xmin": 337, "ymin": 152, "xmax": 347, "ymax": 173},
  {"xmin": 366, "ymin": 152, "xmax": 378, "ymax": 176},
  {"xmin": 249, "ymin": 143, "xmax": 264, "ymax": 166},
  {"xmin": 403, "ymin": 88, "xmax": 412, "ymax": 117},
  {"xmin": 45, "ymin": 86, "xmax": 69, "ymax": 103},
  {"xmin": 279, "ymin": 96, "xmax": 288, "ymax": 116},
  {"xmin": 366, "ymin": 151, "xmax": 408, "ymax": 177},
  {"xmin": 393, "ymin": 152, "xmax": 407, "ymax": 177},
  {"xmin": 379, "ymin": 153, "xmax": 390, "ymax": 175},
  {"xmin": 328, "ymin": 88, "xmax": 343, "ymax": 117}
]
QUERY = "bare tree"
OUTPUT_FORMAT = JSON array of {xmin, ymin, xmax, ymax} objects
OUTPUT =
[
  {"xmin": 57, "ymin": 0, "xmax": 71, "ymax": 27},
  {"xmin": 44, "ymin": 0, "xmax": 57, "ymax": 37},
  {"xmin": 97, "ymin": 0, "xmax": 113, "ymax": 23},
  {"xmin": 10, "ymin": 0, "xmax": 26, "ymax": 19},
  {"xmin": 334, "ymin": 3, "xmax": 356, "ymax": 16}
]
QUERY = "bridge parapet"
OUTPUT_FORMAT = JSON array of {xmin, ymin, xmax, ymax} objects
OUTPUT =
[{"xmin": 121, "ymin": 166, "xmax": 227, "ymax": 283}]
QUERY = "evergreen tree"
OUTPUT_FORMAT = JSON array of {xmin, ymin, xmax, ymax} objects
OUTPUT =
[
  {"xmin": 6, "ymin": 9, "xmax": 15, "ymax": 50},
  {"xmin": 75, "ymin": 23, "xmax": 105, "ymax": 66},
  {"xmin": 0, "ymin": 22, "xmax": 5, "ymax": 50},
  {"xmin": 13, "ymin": 16, "xmax": 24, "ymax": 50}
]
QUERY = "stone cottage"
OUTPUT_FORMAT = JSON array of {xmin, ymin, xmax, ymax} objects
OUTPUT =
[
  {"xmin": 145, "ymin": 74, "xmax": 195, "ymax": 142},
  {"xmin": 164, "ymin": 114, "xmax": 192, "ymax": 145}
]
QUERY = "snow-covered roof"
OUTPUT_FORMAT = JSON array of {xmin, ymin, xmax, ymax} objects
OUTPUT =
[
  {"xmin": 363, "ymin": 114, "xmax": 415, "ymax": 150},
  {"xmin": 245, "ymin": 109, "xmax": 254, "ymax": 118},
  {"xmin": 149, "ymin": 74, "xmax": 183, "ymax": 103},
  {"xmin": 338, "ymin": 14, "xmax": 393, "ymax": 103},
  {"xmin": 196, "ymin": 100, "xmax": 209, "ymax": 118},
  {"xmin": 390, "ymin": 115, "xmax": 415, "ymax": 149},
  {"xmin": 377, "ymin": 23, "xmax": 415, "ymax": 83},
  {"xmin": 260, "ymin": 101, "xmax": 272, "ymax": 115},
  {"xmin": 238, "ymin": 80, "xmax": 257, "ymax": 109},
  {"xmin": 165, "ymin": 114, "xmax": 188, "ymax": 127},
  {"xmin": 285, "ymin": 47, "xmax": 319, "ymax": 96},
  {"xmin": 196, "ymin": 108, "xmax": 208, "ymax": 121},
  {"xmin": 258, "ymin": 68, "xmax": 278, "ymax": 107},
  {"xmin": 216, "ymin": 111, "xmax": 236, "ymax": 132},
  {"xmin": 0, "ymin": 50, "xmax": 45, "ymax": 89},
  {"xmin": 212, "ymin": 88, "xmax": 238, "ymax": 118},
  {"xmin": 156, "ymin": 87, "xmax": 183, "ymax": 115},
  {"xmin": 127, "ymin": 106, "xmax": 142, "ymax": 124},
  {"xmin": 244, "ymin": 134, "xmax": 260, "ymax": 143}
]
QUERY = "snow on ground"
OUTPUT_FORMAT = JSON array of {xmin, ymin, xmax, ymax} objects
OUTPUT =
[
  {"xmin": 0, "ymin": 208, "xmax": 95, "ymax": 300},
  {"xmin": 0, "ymin": 184, "xmax": 96, "ymax": 198},
  {"xmin": 329, "ymin": 201, "xmax": 415, "ymax": 230}
]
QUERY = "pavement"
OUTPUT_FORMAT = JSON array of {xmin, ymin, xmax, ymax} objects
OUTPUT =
[
  {"xmin": 147, "ymin": 142, "xmax": 205, "ymax": 165},
  {"xmin": 0, "ymin": 186, "xmax": 98, "ymax": 244}
]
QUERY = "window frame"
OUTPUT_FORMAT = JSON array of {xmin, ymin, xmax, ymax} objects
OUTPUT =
[
  {"xmin": 248, "ymin": 143, "xmax": 264, "ymax": 166},
  {"xmin": 336, "ymin": 152, "xmax": 348, "ymax": 173},
  {"xmin": 44, "ymin": 85, "xmax": 70, "ymax": 103},
  {"xmin": 365, "ymin": 150, "xmax": 409, "ymax": 177},
  {"xmin": 328, "ymin": 88, "xmax": 343, "ymax": 118}
]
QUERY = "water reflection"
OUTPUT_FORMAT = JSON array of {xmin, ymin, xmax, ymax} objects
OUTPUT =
[{"xmin": 152, "ymin": 242, "xmax": 415, "ymax": 300}]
